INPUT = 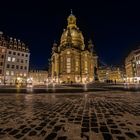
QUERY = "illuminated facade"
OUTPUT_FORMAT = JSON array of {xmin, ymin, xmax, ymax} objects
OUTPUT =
[
  {"xmin": 0, "ymin": 31, "xmax": 30, "ymax": 85},
  {"xmin": 50, "ymin": 12, "xmax": 98, "ymax": 83},
  {"xmin": 108, "ymin": 67, "xmax": 124, "ymax": 83},
  {"xmin": 98, "ymin": 66, "xmax": 110, "ymax": 82},
  {"xmin": 0, "ymin": 32, "xmax": 7, "ymax": 84},
  {"xmin": 135, "ymin": 49, "xmax": 140, "ymax": 79},
  {"xmin": 125, "ymin": 48, "xmax": 140, "ymax": 83},
  {"xmin": 28, "ymin": 70, "xmax": 48, "ymax": 85},
  {"xmin": 98, "ymin": 66, "xmax": 124, "ymax": 83}
]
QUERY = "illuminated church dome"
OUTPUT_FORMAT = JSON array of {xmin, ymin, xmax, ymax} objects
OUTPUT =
[
  {"xmin": 60, "ymin": 10, "xmax": 85, "ymax": 50},
  {"xmin": 50, "ymin": 11, "xmax": 98, "ymax": 84}
]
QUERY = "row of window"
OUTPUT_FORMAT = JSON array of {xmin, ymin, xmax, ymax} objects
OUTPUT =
[
  {"xmin": 136, "ymin": 56, "xmax": 140, "ymax": 60},
  {"xmin": 136, "ymin": 60, "xmax": 140, "ymax": 65},
  {"xmin": 65, "ymin": 58, "xmax": 88, "ymax": 74},
  {"xmin": 66, "ymin": 51, "xmax": 88, "ymax": 57},
  {"xmin": 6, "ymin": 71, "xmax": 27, "ymax": 76},
  {"xmin": 66, "ymin": 58, "xmax": 71, "ymax": 73},
  {"xmin": 7, "ymin": 57, "xmax": 28, "ymax": 63},
  {"xmin": 75, "ymin": 61, "xmax": 78, "ymax": 71},
  {"xmin": 6, "ymin": 64, "xmax": 27, "ymax": 70},
  {"xmin": 85, "ymin": 61, "xmax": 88, "ymax": 73},
  {"xmin": 0, "ymin": 41, "xmax": 6, "ymax": 47},
  {"xmin": 8, "ymin": 51, "xmax": 28, "ymax": 57}
]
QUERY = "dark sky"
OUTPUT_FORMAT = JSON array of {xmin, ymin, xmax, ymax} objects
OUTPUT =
[{"xmin": 0, "ymin": 0, "xmax": 140, "ymax": 69}]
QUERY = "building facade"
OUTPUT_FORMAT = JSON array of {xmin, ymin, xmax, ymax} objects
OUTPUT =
[
  {"xmin": 0, "ymin": 32, "xmax": 7, "ymax": 84},
  {"xmin": 108, "ymin": 67, "xmax": 124, "ymax": 83},
  {"xmin": 98, "ymin": 66, "xmax": 110, "ymax": 82},
  {"xmin": 50, "ymin": 12, "xmax": 98, "ymax": 84},
  {"xmin": 135, "ymin": 49, "xmax": 140, "ymax": 79},
  {"xmin": 0, "ymin": 32, "xmax": 30, "ymax": 85},
  {"xmin": 125, "ymin": 48, "xmax": 140, "ymax": 83},
  {"xmin": 28, "ymin": 70, "xmax": 48, "ymax": 85},
  {"xmin": 98, "ymin": 66, "xmax": 125, "ymax": 83}
]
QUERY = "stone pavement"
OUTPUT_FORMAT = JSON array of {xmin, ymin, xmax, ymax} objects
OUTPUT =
[{"xmin": 0, "ymin": 92, "xmax": 140, "ymax": 140}]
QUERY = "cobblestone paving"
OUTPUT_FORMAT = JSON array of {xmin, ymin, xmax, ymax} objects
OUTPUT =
[{"xmin": 0, "ymin": 92, "xmax": 140, "ymax": 140}]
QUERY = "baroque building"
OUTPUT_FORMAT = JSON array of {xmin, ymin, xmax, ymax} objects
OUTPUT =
[{"xmin": 50, "ymin": 12, "xmax": 98, "ymax": 83}]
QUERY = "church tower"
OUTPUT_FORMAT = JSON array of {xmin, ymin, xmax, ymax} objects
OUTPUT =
[{"xmin": 50, "ymin": 11, "xmax": 98, "ymax": 83}]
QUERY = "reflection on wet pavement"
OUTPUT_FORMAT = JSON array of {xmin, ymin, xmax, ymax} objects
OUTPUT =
[{"xmin": 0, "ymin": 92, "xmax": 140, "ymax": 140}]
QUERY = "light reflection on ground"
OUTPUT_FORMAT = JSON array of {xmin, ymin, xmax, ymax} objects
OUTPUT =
[{"xmin": 0, "ymin": 92, "xmax": 140, "ymax": 140}]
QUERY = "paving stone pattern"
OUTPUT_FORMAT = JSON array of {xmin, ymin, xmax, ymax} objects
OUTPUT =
[{"xmin": 0, "ymin": 92, "xmax": 140, "ymax": 140}]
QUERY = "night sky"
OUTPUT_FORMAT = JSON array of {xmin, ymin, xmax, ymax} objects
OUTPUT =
[{"xmin": 0, "ymin": 0, "xmax": 140, "ymax": 69}]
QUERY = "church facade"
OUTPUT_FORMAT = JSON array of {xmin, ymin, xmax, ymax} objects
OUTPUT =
[{"xmin": 50, "ymin": 12, "xmax": 98, "ymax": 83}]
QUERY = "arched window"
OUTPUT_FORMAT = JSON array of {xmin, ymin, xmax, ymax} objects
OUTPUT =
[
  {"xmin": 85, "ymin": 61, "xmax": 88, "ymax": 73},
  {"xmin": 76, "ymin": 60, "xmax": 79, "ymax": 71},
  {"xmin": 66, "ymin": 57, "xmax": 71, "ymax": 73}
]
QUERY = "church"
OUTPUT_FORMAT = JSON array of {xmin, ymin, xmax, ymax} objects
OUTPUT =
[{"xmin": 50, "ymin": 11, "xmax": 98, "ymax": 83}]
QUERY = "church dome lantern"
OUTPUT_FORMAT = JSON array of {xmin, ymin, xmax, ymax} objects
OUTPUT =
[
  {"xmin": 60, "ymin": 10, "xmax": 85, "ymax": 50},
  {"xmin": 67, "ymin": 10, "xmax": 77, "ymax": 29}
]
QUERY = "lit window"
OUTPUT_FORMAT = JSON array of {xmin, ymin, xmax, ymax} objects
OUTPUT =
[
  {"xmin": 11, "ymin": 71, "xmax": 14, "ymax": 76},
  {"xmin": 7, "ymin": 57, "xmax": 11, "ymax": 61},
  {"xmin": 67, "ymin": 58, "xmax": 71, "ymax": 63},
  {"xmin": 2, "ymin": 49, "xmax": 5, "ymax": 53},
  {"xmin": 20, "ymin": 73, "xmax": 22, "ymax": 76},
  {"xmin": 66, "ymin": 58, "xmax": 71, "ymax": 73},
  {"xmin": 85, "ymin": 68, "xmax": 88, "ymax": 73},
  {"xmin": 12, "ymin": 57, "xmax": 16, "ymax": 62},
  {"xmin": 76, "ymin": 61, "xmax": 78, "ymax": 71},
  {"xmin": 67, "ymin": 51, "xmax": 70, "ymax": 54},
  {"xmin": 24, "ymin": 73, "xmax": 26, "ymax": 77},
  {"xmin": 6, "ymin": 71, "xmax": 9, "ymax": 75},
  {"xmin": 67, "ymin": 65, "xmax": 71, "ymax": 68},
  {"xmin": 85, "ymin": 61, "xmax": 88, "ymax": 73},
  {"xmin": 67, "ymin": 69, "xmax": 71, "ymax": 73}
]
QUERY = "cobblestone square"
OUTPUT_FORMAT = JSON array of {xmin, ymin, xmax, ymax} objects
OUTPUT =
[{"xmin": 0, "ymin": 92, "xmax": 140, "ymax": 140}]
